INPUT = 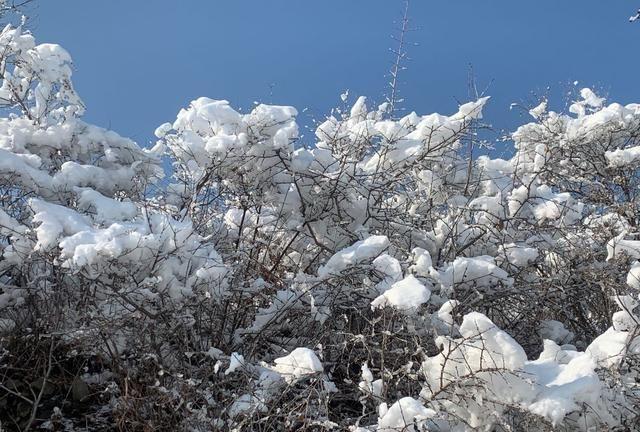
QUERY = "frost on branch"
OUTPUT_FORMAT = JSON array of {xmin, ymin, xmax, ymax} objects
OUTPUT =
[{"xmin": 1, "ymin": 23, "xmax": 640, "ymax": 430}]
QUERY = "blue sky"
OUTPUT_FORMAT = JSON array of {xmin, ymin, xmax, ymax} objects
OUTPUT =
[{"xmin": 33, "ymin": 1, "xmax": 640, "ymax": 154}]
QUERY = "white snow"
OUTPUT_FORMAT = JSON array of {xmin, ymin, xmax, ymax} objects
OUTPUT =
[
  {"xmin": 438, "ymin": 255, "xmax": 513, "ymax": 293},
  {"xmin": 376, "ymin": 397, "xmax": 435, "ymax": 432},
  {"xmin": 529, "ymin": 100, "xmax": 547, "ymax": 119},
  {"xmin": 606, "ymin": 232, "xmax": 640, "ymax": 261},
  {"xmin": 499, "ymin": 243, "xmax": 539, "ymax": 267},
  {"xmin": 538, "ymin": 320, "xmax": 574, "ymax": 345},
  {"xmin": 408, "ymin": 247, "xmax": 435, "ymax": 277},
  {"xmin": 224, "ymin": 352, "xmax": 246, "ymax": 375},
  {"xmin": 317, "ymin": 235, "xmax": 389, "ymax": 279},
  {"xmin": 627, "ymin": 261, "xmax": 640, "ymax": 289},
  {"xmin": 606, "ymin": 145, "xmax": 640, "ymax": 168},
  {"xmin": 358, "ymin": 362, "xmax": 383, "ymax": 398},
  {"xmin": 272, "ymin": 348, "xmax": 323, "ymax": 382},
  {"xmin": 371, "ymin": 275, "xmax": 431, "ymax": 311}
]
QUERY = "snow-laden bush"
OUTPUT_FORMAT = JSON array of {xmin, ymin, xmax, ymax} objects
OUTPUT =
[{"xmin": 1, "ymin": 20, "xmax": 640, "ymax": 432}]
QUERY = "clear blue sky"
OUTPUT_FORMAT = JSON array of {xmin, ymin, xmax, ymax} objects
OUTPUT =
[{"xmin": 32, "ymin": 1, "xmax": 640, "ymax": 152}]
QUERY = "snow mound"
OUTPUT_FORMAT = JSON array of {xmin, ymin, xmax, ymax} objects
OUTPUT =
[
  {"xmin": 377, "ymin": 397, "xmax": 435, "ymax": 432},
  {"xmin": 371, "ymin": 275, "xmax": 431, "ymax": 311},
  {"xmin": 317, "ymin": 235, "xmax": 389, "ymax": 279},
  {"xmin": 438, "ymin": 255, "xmax": 513, "ymax": 293},
  {"xmin": 272, "ymin": 348, "xmax": 323, "ymax": 382}
]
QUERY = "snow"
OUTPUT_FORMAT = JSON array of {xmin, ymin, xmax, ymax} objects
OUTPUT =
[
  {"xmin": 422, "ymin": 313, "xmax": 527, "ymax": 408},
  {"xmin": 469, "ymin": 194, "xmax": 506, "ymax": 224},
  {"xmin": 529, "ymin": 100, "xmax": 547, "ymax": 119},
  {"xmin": 371, "ymin": 275, "xmax": 431, "ymax": 311},
  {"xmin": 30, "ymin": 199, "xmax": 91, "ymax": 251},
  {"xmin": 242, "ymin": 289, "xmax": 298, "ymax": 335},
  {"xmin": 0, "ymin": 208, "xmax": 26, "ymax": 236},
  {"xmin": 76, "ymin": 188, "xmax": 137, "ymax": 222},
  {"xmin": 458, "ymin": 312, "xmax": 527, "ymax": 370},
  {"xmin": 224, "ymin": 352, "xmax": 246, "ymax": 375},
  {"xmin": 569, "ymin": 88, "xmax": 605, "ymax": 117},
  {"xmin": 291, "ymin": 147, "xmax": 314, "ymax": 172},
  {"xmin": 605, "ymin": 145, "xmax": 640, "ymax": 168},
  {"xmin": 431, "ymin": 300, "xmax": 460, "ymax": 336},
  {"xmin": 372, "ymin": 254, "xmax": 402, "ymax": 282},
  {"xmin": 532, "ymin": 187, "xmax": 584, "ymax": 225},
  {"xmin": 438, "ymin": 255, "xmax": 513, "ymax": 293},
  {"xmin": 627, "ymin": 261, "xmax": 640, "ymax": 289},
  {"xmin": 606, "ymin": 232, "xmax": 640, "ymax": 261},
  {"xmin": 317, "ymin": 235, "xmax": 389, "ymax": 279},
  {"xmin": 418, "ymin": 310, "xmax": 630, "ymax": 428},
  {"xmin": 408, "ymin": 247, "xmax": 434, "ymax": 277},
  {"xmin": 358, "ymin": 97, "xmax": 490, "ymax": 174},
  {"xmin": 580, "ymin": 88, "xmax": 605, "ymax": 108},
  {"xmin": 376, "ymin": 397, "xmax": 435, "ymax": 432},
  {"xmin": 611, "ymin": 295, "xmax": 638, "ymax": 331},
  {"xmin": 358, "ymin": 362, "xmax": 383, "ymax": 398},
  {"xmin": 498, "ymin": 243, "xmax": 539, "ymax": 267},
  {"xmin": 538, "ymin": 320, "xmax": 574, "ymax": 345},
  {"xmin": 525, "ymin": 350, "xmax": 603, "ymax": 426},
  {"xmin": 272, "ymin": 348, "xmax": 323, "ymax": 382},
  {"xmin": 228, "ymin": 394, "xmax": 266, "ymax": 418},
  {"xmin": 586, "ymin": 327, "xmax": 630, "ymax": 367},
  {"xmin": 0, "ymin": 25, "xmax": 84, "ymax": 120}
]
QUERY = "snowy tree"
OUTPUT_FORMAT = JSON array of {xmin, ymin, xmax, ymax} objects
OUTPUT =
[
  {"xmin": 0, "ymin": 21, "xmax": 227, "ymax": 430},
  {"xmin": 1, "ymin": 13, "xmax": 640, "ymax": 432}
]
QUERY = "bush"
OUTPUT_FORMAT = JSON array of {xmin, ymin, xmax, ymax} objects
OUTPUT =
[{"xmin": 0, "ymin": 13, "xmax": 639, "ymax": 432}]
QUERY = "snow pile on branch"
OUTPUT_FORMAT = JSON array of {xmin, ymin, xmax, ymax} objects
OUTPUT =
[
  {"xmin": 376, "ymin": 397, "xmax": 435, "ymax": 432},
  {"xmin": 318, "ymin": 235, "xmax": 389, "ymax": 279},
  {"xmin": 371, "ymin": 274, "xmax": 431, "ymax": 311},
  {"xmin": 272, "ymin": 347, "xmax": 324, "ymax": 382}
]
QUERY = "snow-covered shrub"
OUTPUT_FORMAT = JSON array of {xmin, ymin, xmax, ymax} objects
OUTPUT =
[{"xmin": 1, "ymin": 16, "xmax": 640, "ymax": 432}]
